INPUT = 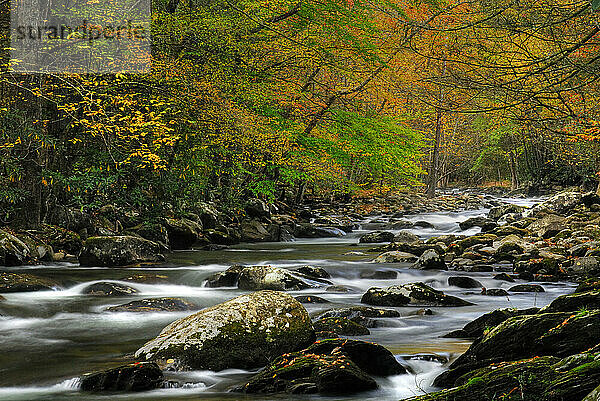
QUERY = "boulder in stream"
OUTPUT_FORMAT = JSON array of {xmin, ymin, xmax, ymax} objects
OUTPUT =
[
  {"xmin": 106, "ymin": 298, "xmax": 196, "ymax": 312},
  {"xmin": 408, "ymin": 352, "xmax": 600, "ymax": 401},
  {"xmin": 135, "ymin": 290, "xmax": 315, "ymax": 371},
  {"xmin": 361, "ymin": 282, "xmax": 474, "ymax": 307},
  {"xmin": 373, "ymin": 251, "xmax": 418, "ymax": 263},
  {"xmin": 359, "ymin": 231, "xmax": 395, "ymax": 243},
  {"xmin": 435, "ymin": 310, "xmax": 600, "ymax": 388},
  {"xmin": 0, "ymin": 272, "xmax": 61, "ymax": 293},
  {"xmin": 448, "ymin": 276, "xmax": 483, "ymax": 289},
  {"xmin": 82, "ymin": 282, "xmax": 139, "ymax": 296},
  {"xmin": 412, "ymin": 249, "xmax": 446, "ymax": 270},
  {"xmin": 234, "ymin": 339, "xmax": 405, "ymax": 395},
  {"xmin": 313, "ymin": 317, "xmax": 370, "ymax": 336},
  {"xmin": 80, "ymin": 362, "xmax": 163, "ymax": 392},
  {"xmin": 78, "ymin": 236, "xmax": 165, "ymax": 267}
]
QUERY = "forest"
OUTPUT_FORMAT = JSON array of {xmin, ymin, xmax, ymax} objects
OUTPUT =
[
  {"xmin": 1, "ymin": 0, "xmax": 600, "ymax": 227},
  {"xmin": 3, "ymin": 1, "xmax": 600, "ymax": 401}
]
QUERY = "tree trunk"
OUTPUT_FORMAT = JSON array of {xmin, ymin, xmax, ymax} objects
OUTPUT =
[
  {"xmin": 426, "ymin": 56, "xmax": 447, "ymax": 198},
  {"xmin": 509, "ymin": 151, "xmax": 519, "ymax": 191},
  {"xmin": 427, "ymin": 108, "xmax": 442, "ymax": 198}
]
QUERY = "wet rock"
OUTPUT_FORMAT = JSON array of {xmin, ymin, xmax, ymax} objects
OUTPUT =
[
  {"xmin": 235, "ymin": 337, "xmax": 407, "ymax": 393},
  {"xmin": 576, "ymin": 278, "xmax": 600, "ymax": 293},
  {"xmin": 566, "ymin": 257, "xmax": 600, "ymax": 276},
  {"xmin": 569, "ymin": 242, "xmax": 600, "ymax": 257},
  {"xmin": 414, "ymin": 220, "xmax": 434, "ymax": 229},
  {"xmin": 295, "ymin": 295, "xmax": 330, "ymax": 304},
  {"xmin": 234, "ymin": 348, "xmax": 377, "ymax": 395},
  {"xmin": 373, "ymin": 251, "xmax": 418, "ymax": 263},
  {"xmin": 106, "ymin": 298, "xmax": 196, "ymax": 312},
  {"xmin": 123, "ymin": 223, "xmax": 169, "ymax": 251},
  {"xmin": 409, "ymin": 353, "xmax": 600, "ymax": 401},
  {"xmin": 315, "ymin": 306, "xmax": 400, "ymax": 328},
  {"xmin": 390, "ymin": 220, "xmax": 414, "ymax": 229},
  {"xmin": 326, "ymin": 285, "xmax": 356, "ymax": 293},
  {"xmin": 0, "ymin": 230, "xmax": 31, "ymax": 266},
  {"xmin": 78, "ymin": 236, "xmax": 165, "ymax": 267},
  {"xmin": 443, "ymin": 308, "xmax": 539, "ymax": 339},
  {"xmin": 528, "ymin": 214, "xmax": 566, "ymax": 238},
  {"xmin": 135, "ymin": 291, "xmax": 315, "ymax": 371},
  {"xmin": 393, "ymin": 231, "xmax": 421, "ymax": 244},
  {"xmin": 456, "ymin": 234, "xmax": 497, "ymax": 252},
  {"xmin": 163, "ymin": 218, "xmax": 203, "ymax": 249},
  {"xmin": 359, "ymin": 270, "xmax": 398, "ymax": 279},
  {"xmin": 37, "ymin": 224, "xmax": 83, "ymax": 255},
  {"xmin": 240, "ymin": 219, "xmax": 274, "ymax": 242},
  {"xmin": 313, "ymin": 317, "xmax": 370, "ymax": 336},
  {"xmin": 527, "ymin": 190, "xmax": 584, "ymax": 216},
  {"xmin": 238, "ymin": 265, "xmax": 315, "ymax": 291},
  {"xmin": 412, "ymin": 249, "xmax": 446, "ymax": 270},
  {"xmin": 204, "ymin": 264, "xmax": 245, "ymax": 288},
  {"xmin": 481, "ymin": 288, "xmax": 508, "ymax": 296},
  {"xmin": 448, "ymin": 276, "xmax": 483, "ymax": 289},
  {"xmin": 459, "ymin": 217, "xmax": 495, "ymax": 231},
  {"xmin": 494, "ymin": 234, "xmax": 529, "ymax": 254},
  {"xmin": 83, "ymin": 282, "xmax": 139, "ymax": 296},
  {"xmin": 491, "ymin": 225, "xmax": 530, "ymax": 237},
  {"xmin": 509, "ymin": 284, "xmax": 545, "ymax": 293},
  {"xmin": 493, "ymin": 273, "xmax": 515, "ymax": 282},
  {"xmin": 541, "ymin": 290, "xmax": 600, "ymax": 313},
  {"xmin": 488, "ymin": 204, "xmax": 526, "ymax": 220},
  {"xmin": 245, "ymin": 199, "xmax": 270, "ymax": 219},
  {"xmin": 80, "ymin": 362, "xmax": 163, "ymax": 392},
  {"xmin": 295, "ymin": 224, "xmax": 346, "ymax": 238},
  {"xmin": 436, "ymin": 311, "xmax": 600, "ymax": 387},
  {"xmin": 359, "ymin": 231, "xmax": 395, "ymax": 243},
  {"xmin": 0, "ymin": 272, "xmax": 61, "ymax": 293},
  {"xmin": 295, "ymin": 265, "xmax": 331, "ymax": 279},
  {"xmin": 361, "ymin": 282, "xmax": 474, "ymax": 307},
  {"xmin": 203, "ymin": 229, "xmax": 239, "ymax": 245}
]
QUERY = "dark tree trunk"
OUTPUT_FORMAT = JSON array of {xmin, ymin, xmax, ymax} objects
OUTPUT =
[{"xmin": 427, "ymin": 108, "xmax": 442, "ymax": 198}]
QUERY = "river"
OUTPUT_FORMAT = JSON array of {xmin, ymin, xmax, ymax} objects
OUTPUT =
[{"xmin": 0, "ymin": 196, "xmax": 576, "ymax": 400}]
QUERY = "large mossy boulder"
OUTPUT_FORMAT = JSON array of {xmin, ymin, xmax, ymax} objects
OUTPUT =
[
  {"xmin": 436, "ymin": 311, "xmax": 600, "ymax": 387},
  {"xmin": 234, "ymin": 339, "xmax": 405, "ymax": 395},
  {"xmin": 0, "ymin": 272, "xmax": 61, "ymax": 293},
  {"xmin": 412, "ymin": 249, "xmax": 446, "ymax": 270},
  {"xmin": 240, "ymin": 219, "xmax": 275, "ymax": 242},
  {"xmin": 135, "ymin": 290, "xmax": 315, "ymax": 371},
  {"xmin": 407, "ymin": 352, "xmax": 600, "ymax": 401},
  {"xmin": 443, "ymin": 308, "xmax": 539, "ymax": 339},
  {"xmin": 361, "ymin": 282, "xmax": 473, "ymax": 307},
  {"xmin": 163, "ymin": 217, "xmax": 203, "ymax": 249},
  {"xmin": 237, "ymin": 265, "xmax": 317, "ymax": 291},
  {"xmin": 80, "ymin": 362, "xmax": 163, "ymax": 392},
  {"xmin": 79, "ymin": 236, "xmax": 165, "ymax": 267},
  {"xmin": 541, "ymin": 290, "xmax": 600, "ymax": 313},
  {"xmin": 0, "ymin": 230, "xmax": 31, "ymax": 266},
  {"xmin": 527, "ymin": 191, "xmax": 584, "ymax": 216}
]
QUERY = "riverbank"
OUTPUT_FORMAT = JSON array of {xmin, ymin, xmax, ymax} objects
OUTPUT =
[{"xmin": 0, "ymin": 188, "xmax": 599, "ymax": 400}]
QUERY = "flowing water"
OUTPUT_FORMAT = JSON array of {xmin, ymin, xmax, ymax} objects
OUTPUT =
[{"xmin": 0, "ymin": 197, "xmax": 575, "ymax": 400}]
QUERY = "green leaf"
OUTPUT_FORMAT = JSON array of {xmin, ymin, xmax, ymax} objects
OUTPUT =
[{"xmin": 593, "ymin": 0, "xmax": 600, "ymax": 10}]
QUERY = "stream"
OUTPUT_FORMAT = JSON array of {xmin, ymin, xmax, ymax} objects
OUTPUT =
[{"xmin": 0, "ymin": 196, "xmax": 576, "ymax": 400}]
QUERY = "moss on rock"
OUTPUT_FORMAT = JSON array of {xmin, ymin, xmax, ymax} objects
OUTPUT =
[{"xmin": 135, "ymin": 290, "xmax": 315, "ymax": 371}]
